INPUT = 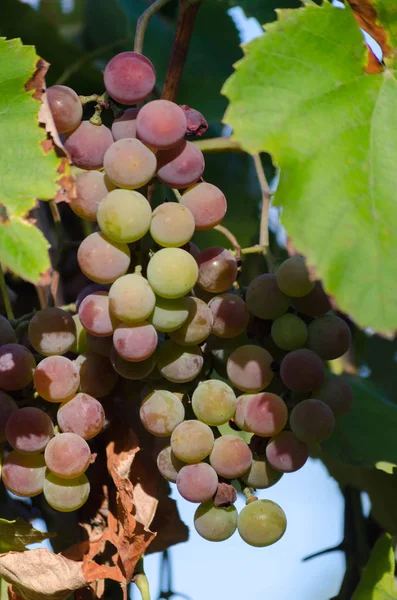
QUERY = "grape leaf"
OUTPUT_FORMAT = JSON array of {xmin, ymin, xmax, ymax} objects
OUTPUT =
[
  {"xmin": 222, "ymin": 2, "xmax": 397, "ymax": 333},
  {"xmin": 352, "ymin": 535, "xmax": 397, "ymax": 600},
  {"xmin": 0, "ymin": 519, "xmax": 55, "ymax": 553}
]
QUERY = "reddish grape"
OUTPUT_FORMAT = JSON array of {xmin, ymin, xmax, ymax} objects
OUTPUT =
[
  {"xmin": 291, "ymin": 281, "xmax": 332, "ymax": 317},
  {"xmin": 0, "ymin": 391, "xmax": 18, "ymax": 442},
  {"xmin": 244, "ymin": 393, "xmax": 288, "ymax": 437},
  {"xmin": 290, "ymin": 398, "xmax": 335, "ymax": 443},
  {"xmin": 111, "ymin": 107, "xmax": 139, "ymax": 140},
  {"xmin": 79, "ymin": 291, "xmax": 118, "ymax": 337},
  {"xmin": 34, "ymin": 356, "xmax": 80, "ymax": 403},
  {"xmin": 181, "ymin": 182, "xmax": 227, "ymax": 230},
  {"xmin": 45, "ymin": 432, "xmax": 91, "ymax": 478},
  {"xmin": 307, "ymin": 315, "xmax": 351, "ymax": 360},
  {"xmin": 266, "ymin": 431, "xmax": 309, "ymax": 473},
  {"xmin": 234, "ymin": 394, "xmax": 253, "ymax": 431},
  {"xmin": 110, "ymin": 348, "xmax": 156, "ymax": 380},
  {"xmin": 226, "ymin": 345, "xmax": 274, "ymax": 393},
  {"xmin": 0, "ymin": 344, "xmax": 35, "ymax": 390},
  {"xmin": 157, "ymin": 140, "xmax": 205, "ymax": 188},
  {"xmin": 280, "ymin": 349, "xmax": 324, "ymax": 393},
  {"xmin": 64, "ymin": 121, "xmax": 113, "ymax": 170},
  {"xmin": 313, "ymin": 376, "xmax": 354, "ymax": 418},
  {"xmin": 176, "ymin": 463, "xmax": 218, "ymax": 503},
  {"xmin": 47, "ymin": 85, "xmax": 82, "ymax": 134},
  {"xmin": 276, "ymin": 256, "xmax": 315, "ymax": 297},
  {"xmin": 104, "ymin": 51, "xmax": 156, "ymax": 104},
  {"xmin": 197, "ymin": 247, "xmax": 238, "ymax": 293},
  {"xmin": 156, "ymin": 340, "xmax": 203, "ymax": 383},
  {"xmin": 75, "ymin": 353, "xmax": 118, "ymax": 398},
  {"xmin": 113, "ymin": 322, "xmax": 158, "ymax": 362},
  {"xmin": 2, "ymin": 451, "xmax": 46, "ymax": 497},
  {"xmin": 6, "ymin": 407, "xmax": 54, "ymax": 454},
  {"xmin": 209, "ymin": 435, "xmax": 252, "ymax": 479},
  {"xmin": 140, "ymin": 390, "xmax": 185, "ymax": 437},
  {"xmin": 208, "ymin": 294, "xmax": 249, "ymax": 338},
  {"xmin": 136, "ymin": 100, "xmax": 187, "ymax": 149},
  {"xmin": 76, "ymin": 284, "xmax": 110, "ymax": 311},
  {"xmin": 57, "ymin": 393, "xmax": 105, "ymax": 440},
  {"xmin": 71, "ymin": 170, "xmax": 115, "ymax": 222},
  {"xmin": 0, "ymin": 315, "xmax": 16, "ymax": 345},
  {"xmin": 169, "ymin": 297, "xmax": 213, "ymax": 346},
  {"xmin": 77, "ymin": 232, "xmax": 130, "ymax": 284},
  {"xmin": 246, "ymin": 274, "xmax": 290, "ymax": 320},
  {"xmin": 29, "ymin": 308, "xmax": 76, "ymax": 356}
]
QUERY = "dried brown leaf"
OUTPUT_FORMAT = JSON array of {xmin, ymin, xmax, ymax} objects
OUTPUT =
[{"xmin": 346, "ymin": 0, "xmax": 390, "ymax": 70}]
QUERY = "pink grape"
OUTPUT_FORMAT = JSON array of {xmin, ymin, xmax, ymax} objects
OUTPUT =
[
  {"xmin": 111, "ymin": 107, "xmax": 139, "ymax": 140},
  {"xmin": 0, "ymin": 391, "xmax": 18, "ymax": 442},
  {"xmin": 157, "ymin": 141, "xmax": 205, "ymax": 188},
  {"xmin": 197, "ymin": 247, "xmax": 238, "ymax": 293},
  {"xmin": 290, "ymin": 399, "xmax": 335, "ymax": 443},
  {"xmin": 113, "ymin": 322, "xmax": 158, "ymax": 362},
  {"xmin": 6, "ymin": 407, "xmax": 53, "ymax": 453},
  {"xmin": 307, "ymin": 315, "xmax": 351, "ymax": 360},
  {"xmin": 171, "ymin": 420, "xmax": 214, "ymax": 463},
  {"xmin": 110, "ymin": 348, "xmax": 156, "ymax": 380},
  {"xmin": 313, "ymin": 376, "xmax": 354, "ymax": 418},
  {"xmin": 29, "ymin": 308, "xmax": 76, "ymax": 356},
  {"xmin": 280, "ymin": 349, "xmax": 324, "ymax": 392},
  {"xmin": 266, "ymin": 431, "xmax": 309, "ymax": 473},
  {"xmin": 246, "ymin": 274, "xmax": 290, "ymax": 320},
  {"xmin": 176, "ymin": 463, "xmax": 218, "ymax": 503},
  {"xmin": 76, "ymin": 284, "xmax": 110, "ymax": 311},
  {"xmin": 234, "ymin": 394, "xmax": 253, "ymax": 431},
  {"xmin": 64, "ymin": 121, "xmax": 113, "ymax": 170},
  {"xmin": 157, "ymin": 445, "xmax": 185, "ymax": 483},
  {"xmin": 181, "ymin": 182, "xmax": 227, "ymax": 230},
  {"xmin": 57, "ymin": 393, "xmax": 105, "ymax": 440},
  {"xmin": 34, "ymin": 356, "xmax": 80, "ymax": 403},
  {"xmin": 276, "ymin": 256, "xmax": 315, "ymax": 297},
  {"xmin": 44, "ymin": 433, "xmax": 91, "ymax": 478},
  {"xmin": 156, "ymin": 340, "xmax": 203, "ymax": 383},
  {"xmin": 136, "ymin": 100, "xmax": 187, "ymax": 149},
  {"xmin": 71, "ymin": 170, "xmax": 115, "ymax": 222},
  {"xmin": 0, "ymin": 344, "xmax": 35, "ymax": 390},
  {"xmin": 79, "ymin": 291, "xmax": 118, "ymax": 337},
  {"xmin": 2, "ymin": 451, "xmax": 46, "ymax": 497},
  {"xmin": 209, "ymin": 435, "xmax": 252, "ymax": 479},
  {"xmin": 208, "ymin": 294, "xmax": 249, "ymax": 338},
  {"xmin": 47, "ymin": 85, "xmax": 82, "ymax": 134},
  {"xmin": 104, "ymin": 138, "xmax": 156, "ymax": 189},
  {"xmin": 241, "ymin": 456, "xmax": 283, "ymax": 489},
  {"xmin": 291, "ymin": 281, "xmax": 332, "ymax": 317},
  {"xmin": 244, "ymin": 393, "xmax": 288, "ymax": 437},
  {"xmin": 86, "ymin": 334, "xmax": 113, "ymax": 357},
  {"xmin": 75, "ymin": 353, "xmax": 118, "ymax": 398},
  {"xmin": 169, "ymin": 297, "xmax": 213, "ymax": 346},
  {"xmin": 0, "ymin": 315, "xmax": 16, "ymax": 345},
  {"xmin": 104, "ymin": 51, "xmax": 156, "ymax": 104},
  {"xmin": 140, "ymin": 390, "xmax": 185, "ymax": 437},
  {"xmin": 226, "ymin": 345, "xmax": 274, "ymax": 392},
  {"xmin": 77, "ymin": 232, "xmax": 130, "ymax": 284}
]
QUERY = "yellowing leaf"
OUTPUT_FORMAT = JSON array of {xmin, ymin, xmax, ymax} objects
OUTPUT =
[{"xmin": 353, "ymin": 535, "xmax": 397, "ymax": 599}]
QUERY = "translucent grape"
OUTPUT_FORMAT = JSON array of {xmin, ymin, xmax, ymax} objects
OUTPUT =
[
  {"xmin": 226, "ymin": 345, "xmax": 274, "ymax": 393},
  {"xmin": 140, "ymin": 390, "xmax": 184, "ymax": 437},
  {"xmin": 313, "ymin": 376, "xmax": 354, "ymax": 418},
  {"xmin": 181, "ymin": 182, "xmax": 227, "ymax": 230},
  {"xmin": 147, "ymin": 248, "xmax": 198, "ymax": 299},
  {"xmin": 64, "ymin": 121, "xmax": 113, "ymax": 170},
  {"xmin": 111, "ymin": 107, "xmax": 139, "ymax": 140},
  {"xmin": 77, "ymin": 232, "xmax": 130, "ymax": 284},
  {"xmin": 169, "ymin": 297, "xmax": 213, "ymax": 346},
  {"xmin": 280, "ymin": 349, "xmax": 324, "ymax": 392},
  {"xmin": 104, "ymin": 51, "xmax": 156, "ymax": 104},
  {"xmin": 271, "ymin": 313, "xmax": 308, "ymax": 351},
  {"xmin": 266, "ymin": 431, "xmax": 309, "ymax": 473},
  {"xmin": 79, "ymin": 291, "xmax": 118, "ymax": 337},
  {"xmin": 108, "ymin": 273, "xmax": 155, "ymax": 323},
  {"xmin": 2, "ymin": 451, "xmax": 46, "ymax": 497},
  {"xmin": 44, "ymin": 433, "xmax": 91, "ymax": 479},
  {"xmin": 234, "ymin": 394, "xmax": 253, "ymax": 431},
  {"xmin": 104, "ymin": 138, "xmax": 156, "ymax": 189},
  {"xmin": 150, "ymin": 203, "xmax": 195, "ymax": 248},
  {"xmin": 156, "ymin": 340, "xmax": 203, "ymax": 383},
  {"xmin": 0, "ymin": 315, "xmax": 16, "ymax": 345},
  {"xmin": 192, "ymin": 380, "xmax": 236, "ymax": 426},
  {"xmin": 113, "ymin": 322, "xmax": 157, "ymax": 362},
  {"xmin": 147, "ymin": 296, "xmax": 190, "ymax": 333},
  {"xmin": 136, "ymin": 100, "xmax": 187, "ymax": 149},
  {"xmin": 43, "ymin": 471, "xmax": 90, "ymax": 512},
  {"xmin": 110, "ymin": 348, "xmax": 156, "ymax": 380},
  {"xmin": 290, "ymin": 398, "xmax": 335, "ymax": 443},
  {"xmin": 170, "ymin": 420, "xmax": 214, "ymax": 463},
  {"xmin": 70, "ymin": 170, "xmax": 115, "ymax": 222},
  {"xmin": 208, "ymin": 294, "xmax": 249, "ymax": 338},
  {"xmin": 176, "ymin": 463, "xmax": 218, "ymax": 503},
  {"xmin": 69, "ymin": 314, "xmax": 88, "ymax": 355},
  {"xmin": 29, "ymin": 308, "xmax": 76, "ymax": 356},
  {"xmin": 0, "ymin": 344, "xmax": 35, "ymax": 390},
  {"xmin": 241, "ymin": 456, "xmax": 283, "ymax": 489},
  {"xmin": 291, "ymin": 280, "xmax": 332, "ymax": 317},
  {"xmin": 307, "ymin": 315, "xmax": 351, "ymax": 360},
  {"xmin": 156, "ymin": 140, "xmax": 205, "ymax": 188},
  {"xmin": 34, "ymin": 356, "xmax": 80, "ymax": 403},
  {"xmin": 197, "ymin": 247, "xmax": 238, "ymax": 293},
  {"xmin": 209, "ymin": 435, "xmax": 252, "ymax": 479},
  {"xmin": 194, "ymin": 501, "xmax": 237, "ymax": 542},
  {"xmin": 157, "ymin": 445, "xmax": 185, "ymax": 483},
  {"xmin": 0, "ymin": 391, "xmax": 18, "ymax": 442},
  {"xmin": 6, "ymin": 407, "xmax": 53, "ymax": 454},
  {"xmin": 244, "ymin": 393, "xmax": 288, "ymax": 437},
  {"xmin": 246, "ymin": 274, "xmax": 290, "ymax": 320},
  {"xmin": 276, "ymin": 256, "xmax": 315, "ymax": 297},
  {"xmin": 97, "ymin": 189, "xmax": 152, "ymax": 243},
  {"xmin": 75, "ymin": 353, "xmax": 118, "ymax": 398},
  {"xmin": 57, "ymin": 392, "xmax": 105, "ymax": 440},
  {"xmin": 86, "ymin": 333, "xmax": 113, "ymax": 357},
  {"xmin": 76, "ymin": 284, "xmax": 110, "ymax": 311},
  {"xmin": 47, "ymin": 85, "xmax": 82, "ymax": 134},
  {"xmin": 237, "ymin": 500, "xmax": 286, "ymax": 547}
]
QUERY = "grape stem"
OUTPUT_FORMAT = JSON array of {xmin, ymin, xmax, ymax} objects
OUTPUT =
[
  {"xmin": 252, "ymin": 153, "xmax": 271, "ymax": 249},
  {"xmin": 134, "ymin": 0, "xmax": 174, "ymax": 54},
  {"xmin": 0, "ymin": 263, "xmax": 15, "ymax": 320},
  {"xmin": 214, "ymin": 225, "xmax": 241, "ymax": 259},
  {"xmin": 242, "ymin": 485, "xmax": 258, "ymax": 505},
  {"xmin": 134, "ymin": 573, "xmax": 151, "ymax": 600}
]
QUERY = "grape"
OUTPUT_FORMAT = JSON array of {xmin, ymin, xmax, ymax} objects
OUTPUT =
[
  {"xmin": 113, "ymin": 322, "xmax": 157, "ymax": 362},
  {"xmin": 169, "ymin": 297, "xmax": 213, "ymax": 346},
  {"xmin": 150, "ymin": 203, "xmax": 195, "ymax": 248},
  {"xmin": 194, "ymin": 501, "xmax": 237, "ymax": 542},
  {"xmin": 246, "ymin": 274, "xmax": 290, "ymax": 320},
  {"xmin": 57, "ymin": 393, "xmax": 105, "ymax": 440},
  {"xmin": 171, "ymin": 420, "xmax": 214, "ymax": 462},
  {"xmin": 276, "ymin": 256, "xmax": 315, "ymax": 298},
  {"xmin": 307, "ymin": 315, "xmax": 351, "ymax": 360},
  {"xmin": 64, "ymin": 121, "xmax": 113, "ymax": 170},
  {"xmin": 34, "ymin": 356, "xmax": 80, "ymax": 403},
  {"xmin": 226, "ymin": 345, "xmax": 274, "ymax": 393},
  {"xmin": 79, "ymin": 291, "xmax": 118, "ymax": 337},
  {"xmin": 290, "ymin": 398, "xmax": 335, "ymax": 443},
  {"xmin": 157, "ymin": 445, "xmax": 185, "ymax": 483},
  {"xmin": 0, "ymin": 315, "xmax": 16, "ymax": 345},
  {"xmin": 280, "ymin": 349, "xmax": 324, "ymax": 392},
  {"xmin": 209, "ymin": 435, "xmax": 252, "ymax": 479},
  {"xmin": 186, "ymin": 241, "xmax": 201, "ymax": 260},
  {"xmin": 156, "ymin": 340, "xmax": 203, "ymax": 383},
  {"xmin": 104, "ymin": 138, "xmax": 156, "ymax": 189},
  {"xmin": 147, "ymin": 248, "xmax": 198, "ymax": 299},
  {"xmin": 291, "ymin": 281, "xmax": 332, "ymax": 317},
  {"xmin": 157, "ymin": 140, "xmax": 205, "ymax": 188},
  {"xmin": 237, "ymin": 500, "xmax": 286, "ymax": 547},
  {"xmin": 197, "ymin": 247, "xmax": 238, "ymax": 293},
  {"xmin": 70, "ymin": 170, "xmax": 115, "ymax": 222},
  {"xmin": 244, "ymin": 393, "xmax": 288, "ymax": 437},
  {"xmin": 241, "ymin": 456, "xmax": 283, "ymax": 489},
  {"xmin": 108, "ymin": 273, "xmax": 156, "ymax": 323},
  {"xmin": 77, "ymin": 232, "xmax": 130, "ymax": 284},
  {"xmin": 0, "ymin": 391, "xmax": 18, "ymax": 442},
  {"xmin": 140, "ymin": 390, "xmax": 184, "ymax": 437},
  {"xmin": 271, "ymin": 313, "xmax": 308, "ymax": 351},
  {"xmin": 208, "ymin": 294, "xmax": 249, "ymax": 338},
  {"xmin": 44, "ymin": 433, "xmax": 91, "ymax": 479},
  {"xmin": 313, "ymin": 376, "xmax": 354, "ymax": 418},
  {"xmin": 136, "ymin": 100, "xmax": 187, "ymax": 149},
  {"xmin": 29, "ymin": 308, "xmax": 76, "ymax": 356},
  {"xmin": 147, "ymin": 296, "xmax": 189, "ymax": 333},
  {"xmin": 43, "ymin": 471, "xmax": 90, "ymax": 512},
  {"xmin": 97, "ymin": 189, "xmax": 152, "ymax": 244},
  {"xmin": 266, "ymin": 431, "xmax": 309, "ymax": 473},
  {"xmin": 192, "ymin": 380, "xmax": 236, "ymax": 426},
  {"xmin": 104, "ymin": 51, "xmax": 156, "ymax": 104},
  {"xmin": 181, "ymin": 183, "xmax": 227, "ymax": 230},
  {"xmin": 76, "ymin": 284, "xmax": 110, "ymax": 311},
  {"xmin": 75, "ymin": 353, "xmax": 118, "ymax": 398},
  {"xmin": 47, "ymin": 85, "xmax": 82, "ymax": 134},
  {"xmin": 69, "ymin": 314, "xmax": 88, "ymax": 355},
  {"xmin": 0, "ymin": 344, "xmax": 35, "ymax": 390},
  {"xmin": 6, "ymin": 407, "xmax": 53, "ymax": 454},
  {"xmin": 86, "ymin": 333, "xmax": 113, "ymax": 357},
  {"xmin": 234, "ymin": 394, "xmax": 253, "ymax": 431},
  {"xmin": 111, "ymin": 107, "xmax": 139, "ymax": 140},
  {"xmin": 206, "ymin": 333, "xmax": 249, "ymax": 378},
  {"xmin": 176, "ymin": 463, "xmax": 218, "ymax": 503},
  {"xmin": 110, "ymin": 348, "xmax": 156, "ymax": 380},
  {"xmin": 2, "ymin": 451, "xmax": 46, "ymax": 497}
]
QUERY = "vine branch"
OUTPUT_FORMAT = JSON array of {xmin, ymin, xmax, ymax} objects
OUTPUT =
[
  {"xmin": 134, "ymin": 0, "xmax": 173, "ymax": 54},
  {"xmin": 252, "ymin": 153, "xmax": 271, "ymax": 249}
]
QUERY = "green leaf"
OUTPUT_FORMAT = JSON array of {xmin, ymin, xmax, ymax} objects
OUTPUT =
[
  {"xmin": 0, "ymin": 518, "xmax": 55, "ymax": 553},
  {"xmin": 223, "ymin": 2, "xmax": 397, "ymax": 333},
  {"xmin": 353, "ymin": 535, "xmax": 397, "ymax": 600},
  {"xmin": 0, "ymin": 218, "xmax": 50, "ymax": 283}
]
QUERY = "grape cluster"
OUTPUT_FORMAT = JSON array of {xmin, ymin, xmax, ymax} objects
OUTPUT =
[{"xmin": 0, "ymin": 51, "xmax": 354, "ymax": 548}]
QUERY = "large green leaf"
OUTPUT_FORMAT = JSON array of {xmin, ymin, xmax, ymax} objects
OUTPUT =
[
  {"xmin": 0, "ymin": 518, "xmax": 54, "ymax": 552},
  {"xmin": 223, "ymin": 2, "xmax": 397, "ymax": 333},
  {"xmin": 353, "ymin": 535, "xmax": 397, "ymax": 600}
]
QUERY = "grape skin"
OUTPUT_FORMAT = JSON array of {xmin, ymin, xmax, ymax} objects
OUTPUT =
[
  {"xmin": 192, "ymin": 380, "xmax": 236, "ymax": 426},
  {"xmin": 110, "ymin": 348, "xmax": 156, "ymax": 380},
  {"xmin": 313, "ymin": 376, "xmax": 354, "ymax": 418},
  {"xmin": 136, "ymin": 100, "xmax": 187, "ymax": 149},
  {"xmin": 171, "ymin": 420, "xmax": 214, "ymax": 463},
  {"xmin": 78, "ymin": 232, "xmax": 131, "ymax": 285},
  {"xmin": 97, "ymin": 189, "xmax": 152, "ymax": 244},
  {"xmin": 111, "ymin": 107, "xmax": 139, "ymax": 140},
  {"xmin": 157, "ymin": 140, "xmax": 205, "ymax": 188},
  {"xmin": 234, "ymin": 394, "xmax": 253, "ymax": 431},
  {"xmin": 157, "ymin": 445, "xmax": 185, "ymax": 483},
  {"xmin": 104, "ymin": 138, "xmax": 157, "ymax": 189},
  {"xmin": 169, "ymin": 297, "xmax": 213, "ymax": 346},
  {"xmin": 266, "ymin": 431, "xmax": 309, "ymax": 473},
  {"xmin": 0, "ymin": 392, "xmax": 18, "ymax": 443},
  {"xmin": 29, "ymin": 308, "xmax": 76, "ymax": 356},
  {"xmin": 246, "ymin": 274, "xmax": 290, "ymax": 320},
  {"xmin": 196, "ymin": 247, "xmax": 238, "ymax": 294},
  {"xmin": 307, "ymin": 315, "xmax": 351, "ymax": 360},
  {"xmin": 2, "ymin": 451, "xmax": 46, "ymax": 498},
  {"xmin": 244, "ymin": 393, "xmax": 288, "ymax": 437},
  {"xmin": 156, "ymin": 340, "xmax": 203, "ymax": 383},
  {"xmin": 47, "ymin": 85, "xmax": 82, "ymax": 134},
  {"xmin": 140, "ymin": 390, "xmax": 185, "ymax": 437},
  {"xmin": 79, "ymin": 291, "xmax": 118, "ymax": 338},
  {"xmin": 34, "ymin": 356, "xmax": 80, "ymax": 403},
  {"xmin": 147, "ymin": 296, "xmax": 190, "ymax": 333},
  {"xmin": 64, "ymin": 121, "xmax": 113, "ymax": 170},
  {"xmin": 209, "ymin": 435, "xmax": 252, "ymax": 479},
  {"xmin": 113, "ymin": 322, "xmax": 158, "ymax": 362},
  {"xmin": 71, "ymin": 171, "xmax": 115, "ymax": 222},
  {"xmin": 104, "ymin": 51, "xmax": 156, "ymax": 105},
  {"xmin": 43, "ymin": 471, "xmax": 90, "ymax": 512},
  {"xmin": 75, "ymin": 353, "xmax": 118, "ymax": 398},
  {"xmin": 238, "ymin": 500, "xmax": 287, "ymax": 547},
  {"xmin": 6, "ymin": 407, "xmax": 54, "ymax": 454},
  {"xmin": 0, "ymin": 315, "xmax": 16, "ymax": 345},
  {"xmin": 290, "ymin": 398, "xmax": 335, "ymax": 443},
  {"xmin": 291, "ymin": 280, "xmax": 331, "ymax": 317},
  {"xmin": 181, "ymin": 182, "xmax": 227, "ymax": 230},
  {"xmin": 194, "ymin": 501, "xmax": 237, "ymax": 542},
  {"xmin": 44, "ymin": 433, "xmax": 91, "ymax": 479},
  {"xmin": 226, "ymin": 345, "xmax": 274, "ymax": 393},
  {"xmin": 57, "ymin": 393, "xmax": 105, "ymax": 440},
  {"xmin": 147, "ymin": 248, "xmax": 198, "ymax": 299},
  {"xmin": 276, "ymin": 256, "xmax": 315, "ymax": 298},
  {"xmin": 271, "ymin": 313, "xmax": 308, "ymax": 351},
  {"xmin": 150, "ymin": 203, "xmax": 195, "ymax": 248},
  {"xmin": 176, "ymin": 463, "xmax": 218, "ymax": 503},
  {"xmin": 280, "ymin": 349, "xmax": 324, "ymax": 393},
  {"xmin": 109, "ymin": 273, "xmax": 156, "ymax": 323},
  {"xmin": 208, "ymin": 294, "xmax": 249, "ymax": 339},
  {"xmin": 70, "ymin": 314, "xmax": 88, "ymax": 355},
  {"xmin": 241, "ymin": 456, "xmax": 283, "ymax": 489},
  {"xmin": 0, "ymin": 344, "xmax": 35, "ymax": 390},
  {"xmin": 206, "ymin": 333, "xmax": 249, "ymax": 379},
  {"xmin": 86, "ymin": 334, "xmax": 113, "ymax": 357},
  {"xmin": 76, "ymin": 284, "xmax": 110, "ymax": 311}
]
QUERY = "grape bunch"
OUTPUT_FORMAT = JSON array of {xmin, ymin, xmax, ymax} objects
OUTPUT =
[{"xmin": 0, "ymin": 50, "xmax": 354, "ymax": 548}]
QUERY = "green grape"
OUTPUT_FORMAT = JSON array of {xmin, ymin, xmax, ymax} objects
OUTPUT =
[
  {"xmin": 157, "ymin": 445, "xmax": 185, "ymax": 483},
  {"xmin": 147, "ymin": 296, "xmax": 190, "ymax": 332},
  {"xmin": 290, "ymin": 398, "xmax": 335, "ymax": 443},
  {"xmin": 307, "ymin": 315, "xmax": 351, "ymax": 360},
  {"xmin": 109, "ymin": 273, "xmax": 156, "ymax": 323},
  {"xmin": 43, "ymin": 471, "xmax": 90, "ymax": 512},
  {"xmin": 312, "ymin": 376, "xmax": 353, "ymax": 418},
  {"xmin": 140, "ymin": 390, "xmax": 185, "ymax": 437},
  {"xmin": 104, "ymin": 138, "xmax": 157, "ymax": 189},
  {"xmin": 69, "ymin": 314, "xmax": 89, "ymax": 355},
  {"xmin": 209, "ymin": 435, "xmax": 252, "ymax": 479},
  {"xmin": 276, "ymin": 256, "xmax": 315, "ymax": 298},
  {"xmin": 237, "ymin": 499, "xmax": 287, "ymax": 547},
  {"xmin": 150, "ymin": 202, "xmax": 195, "ymax": 247},
  {"xmin": 246, "ymin": 274, "xmax": 289, "ymax": 320},
  {"xmin": 192, "ymin": 379, "xmax": 236, "ymax": 426},
  {"xmin": 226, "ymin": 345, "xmax": 274, "ymax": 393},
  {"xmin": 241, "ymin": 456, "xmax": 283, "ymax": 489},
  {"xmin": 194, "ymin": 501, "xmax": 237, "ymax": 542},
  {"xmin": 171, "ymin": 420, "xmax": 214, "ymax": 463},
  {"xmin": 147, "ymin": 248, "xmax": 198, "ymax": 299},
  {"xmin": 97, "ymin": 189, "xmax": 152, "ymax": 244},
  {"xmin": 271, "ymin": 313, "xmax": 308, "ymax": 351},
  {"xmin": 169, "ymin": 297, "xmax": 213, "ymax": 346},
  {"xmin": 156, "ymin": 340, "xmax": 203, "ymax": 383}
]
